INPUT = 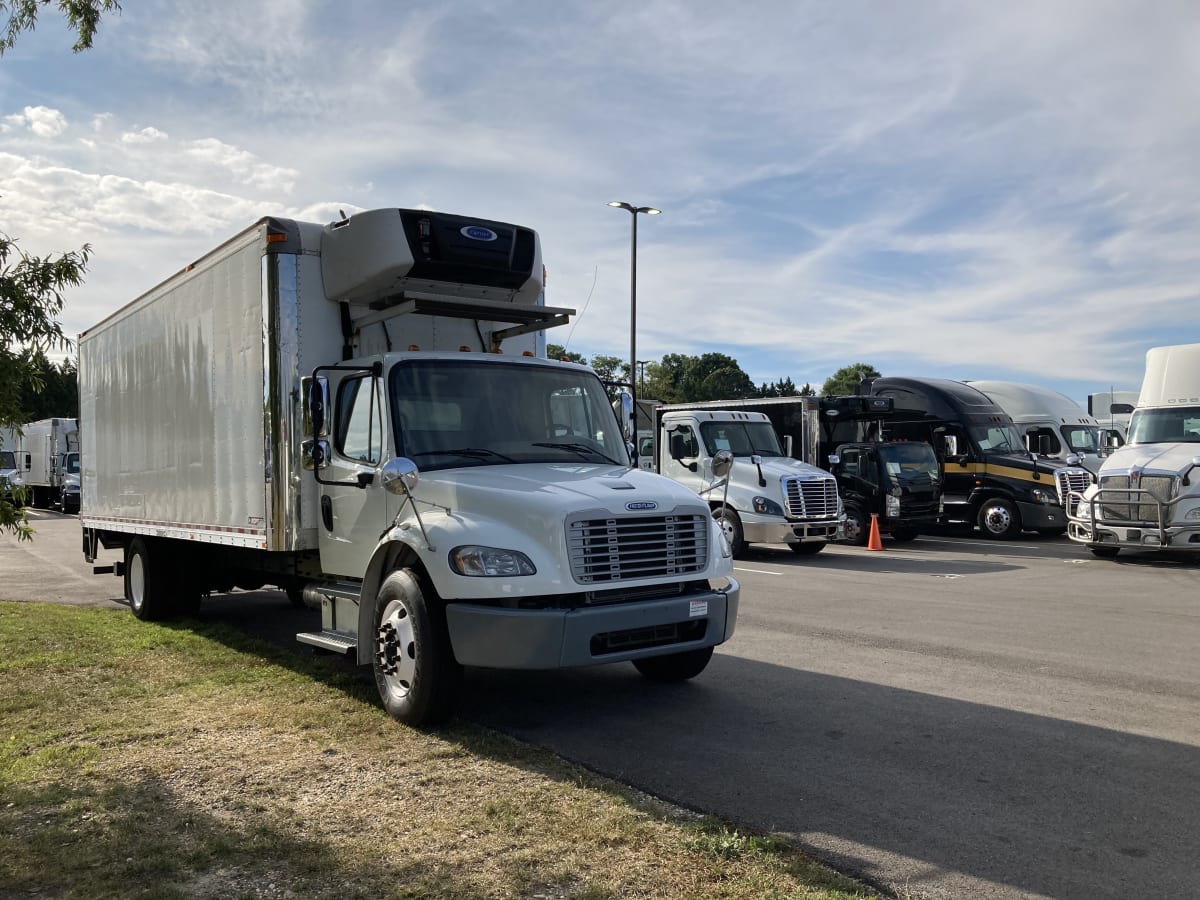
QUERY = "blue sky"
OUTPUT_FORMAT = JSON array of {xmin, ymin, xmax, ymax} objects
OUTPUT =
[{"xmin": 1, "ymin": 0, "xmax": 1197, "ymax": 407}]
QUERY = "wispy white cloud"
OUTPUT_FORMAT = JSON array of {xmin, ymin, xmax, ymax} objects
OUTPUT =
[{"xmin": 3, "ymin": 105, "xmax": 69, "ymax": 137}]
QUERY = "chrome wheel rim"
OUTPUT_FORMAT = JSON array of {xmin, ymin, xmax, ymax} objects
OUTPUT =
[{"xmin": 375, "ymin": 598, "xmax": 416, "ymax": 701}]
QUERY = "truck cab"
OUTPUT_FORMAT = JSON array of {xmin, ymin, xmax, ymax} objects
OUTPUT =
[
  {"xmin": 967, "ymin": 380, "xmax": 1105, "ymax": 472},
  {"xmin": 655, "ymin": 407, "xmax": 843, "ymax": 556},
  {"xmin": 1069, "ymin": 344, "xmax": 1200, "ymax": 557},
  {"xmin": 828, "ymin": 441, "xmax": 942, "ymax": 544}
]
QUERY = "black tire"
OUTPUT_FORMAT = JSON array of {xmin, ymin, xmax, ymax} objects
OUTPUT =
[
  {"xmin": 841, "ymin": 507, "xmax": 869, "ymax": 546},
  {"xmin": 633, "ymin": 646, "xmax": 714, "ymax": 682},
  {"xmin": 372, "ymin": 569, "xmax": 463, "ymax": 726},
  {"xmin": 125, "ymin": 537, "xmax": 170, "ymax": 621},
  {"xmin": 977, "ymin": 498, "xmax": 1021, "ymax": 540},
  {"xmin": 788, "ymin": 541, "xmax": 825, "ymax": 555},
  {"xmin": 712, "ymin": 507, "xmax": 746, "ymax": 557},
  {"xmin": 286, "ymin": 585, "xmax": 306, "ymax": 608},
  {"xmin": 890, "ymin": 528, "xmax": 918, "ymax": 543},
  {"xmin": 1090, "ymin": 546, "xmax": 1120, "ymax": 559}
]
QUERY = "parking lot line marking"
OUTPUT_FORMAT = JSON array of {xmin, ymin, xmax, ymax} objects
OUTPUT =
[
  {"xmin": 733, "ymin": 566, "xmax": 784, "ymax": 575},
  {"xmin": 917, "ymin": 537, "xmax": 1041, "ymax": 551}
]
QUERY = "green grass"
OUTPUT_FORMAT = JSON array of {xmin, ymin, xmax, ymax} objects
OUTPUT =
[{"xmin": 0, "ymin": 601, "xmax": 879, "ymax": 899}]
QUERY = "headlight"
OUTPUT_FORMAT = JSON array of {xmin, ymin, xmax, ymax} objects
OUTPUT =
[
  {"xmin": 752, "ymin": 496, "xmax": 783, "ymax": 516},
  {"xmin": 449, "ymin": 546, "xmax": 536, "ymax": 577},
  {"xmin": 1031, "ymin": 488, "xmax": 1057, "ymax": 505},
  {"xmin": 1185, "ymin": 507, "xmax": 1200, "ymax": 521},
  {"xmin": 885, "ymin": 495, "xmax": 901, "ymax": 516},
  {"xmin": 1075, "ymin": 503, "xmax": 1092, "ymax": 520}
]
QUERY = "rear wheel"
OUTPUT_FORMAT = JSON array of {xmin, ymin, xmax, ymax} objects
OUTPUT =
[
  {"xmin": 633, "ymin": 646, "xmax": 714, "ymax": 682},
  {"xmin": 977, "ymin": 498, "xmax": 1021, "ymax": 539},
  {"xmin": 712, "ymin": 507, "xmax": 746, "ymax": 557},
  {"xmin": 890, "ymin": 527, "xmax": 918, "ymax": 543},
  {"xmin": 1090, "ymin": 546, "xmax": 1120, "ymax": 559},
  {"xmin": 125, "ymin": 538, "xmax": 200, "ymax": 620},
  {"xmin": 788, "ymin": 541, "xmax": 825, "ymax": 555},
  {"xmin": 373, "ymin": 569, "xmax": 463, "ymax": 726}
]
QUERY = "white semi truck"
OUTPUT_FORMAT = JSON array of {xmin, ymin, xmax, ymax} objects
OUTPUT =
[
  {"xmin": 1068, "ymin": 343, "xmax": 1200, "ymax": 557},
  {"xmin": 0, "ymin": 426, "xmax": 23, "ymax": 504},
  {"xmin": 651, "ymin": 404, "xmax": 843, "ymax": 556},
  {"xmin": 966, "ymin": 381, "xmax": 1104, "ymax": 472},
  {"xmin": 1087, "ymin": 389, "xmax": 1138, "ymax": 445},
  {"xmin": 80, "ymin": 208, "xmax": 740, "ymax": 725},
  {"xmin": 17, "ymin": 417, "xmax": 79, "ymax": 511}
]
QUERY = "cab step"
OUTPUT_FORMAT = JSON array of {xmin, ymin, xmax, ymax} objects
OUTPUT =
[{"xmin": 296, "ymin": 630, "xmax": 358, "ymax": 655}]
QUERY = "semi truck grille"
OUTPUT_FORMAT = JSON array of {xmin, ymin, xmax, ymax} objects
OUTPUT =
[
  {"xmin": 783, "ymin": 477, "xmax": 839, "ymax": 519},
  {"xmin": 1056, "ymin": 468, "xmax": 1091, "ymax": 513},
  {"xmin": 1099, "ymin": 474, "xmax": 1176, "ymax": 521},
  {"xmin": 567, "ymin": 514, "xmax": 709, "ymax": 584}
]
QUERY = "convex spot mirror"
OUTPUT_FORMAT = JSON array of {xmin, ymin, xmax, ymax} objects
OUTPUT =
[
  {"xmin": 711, "ymin": 449, "xmax": 734, "ymax": 479},
  {"xmin": 380, "ymin": 457, "xmax": 420, "ymax": 495}
]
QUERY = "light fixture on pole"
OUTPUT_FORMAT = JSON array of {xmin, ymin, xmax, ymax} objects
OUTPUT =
[{"xmin": 607, "ymin": 201, "xmax": 660, "ymax": 443}]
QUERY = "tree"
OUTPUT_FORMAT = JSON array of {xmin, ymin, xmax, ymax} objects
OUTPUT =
[
  {"xmin": 822, "ymin": 362, "xmax": 881, "ymax": 397},
  {"xmin": 0, "ymin": 2, "xmax": 111, "ymax": 536},
  {"xmin": 678, "ymin": 353, "xmax": 755, "ymax": 401},
  {"xmin": 545, "ymin": 343, "xmax": 586, "ymax": 365},
  {"xmin": 1, "ymin": 0, "xmax": 121, "ymax": 54}
]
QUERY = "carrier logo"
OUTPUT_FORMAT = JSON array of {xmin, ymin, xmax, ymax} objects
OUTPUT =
[
  {"xmin": 460, "ymin": 225, "xmax": 498, "ymax": 242},
  {"xmin": 626, "ymin": 501, "xmax": 658, "ymax": 511}
]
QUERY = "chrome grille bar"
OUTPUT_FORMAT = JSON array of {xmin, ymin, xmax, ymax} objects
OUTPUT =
[{"xmin": 567, "ymin": 513, "xmax": 709, "ymax": 584}]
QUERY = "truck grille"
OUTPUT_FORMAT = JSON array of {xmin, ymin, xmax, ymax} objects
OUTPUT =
[
  {"xmin": 783, "ymin": 477, "xmax": 839, "ymax": 519},
  {"xmin": 1056, "ymin": 468, "xmax": 1091, "ymax": 514},
  {"xmin": 567, "ymin": 514, "xmax": 709, "ymax": 584},
  {"xmin": 1099, "ymin": 474, "xmax": 1176, "ymax": 521}
]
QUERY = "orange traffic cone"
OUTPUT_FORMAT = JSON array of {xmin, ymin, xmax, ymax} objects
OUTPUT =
[{"xmin": 866, "ymin": 514, "xmax": 884, "ymax": 551}]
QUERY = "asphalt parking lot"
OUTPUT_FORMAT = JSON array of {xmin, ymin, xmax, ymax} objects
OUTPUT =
[{"xmin": 4, "ymin": 512, "xmax": 1198, "ymax": 899}]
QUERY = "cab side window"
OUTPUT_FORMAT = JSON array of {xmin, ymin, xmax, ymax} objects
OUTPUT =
[{"xmin": 335, "ymin": 375, "xmax": 384, "ymax": 464}]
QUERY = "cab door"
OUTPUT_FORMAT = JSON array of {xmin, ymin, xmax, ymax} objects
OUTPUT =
[{"xmin": 318, "ymin": 369, "xmax": 390, "ymax": 578}]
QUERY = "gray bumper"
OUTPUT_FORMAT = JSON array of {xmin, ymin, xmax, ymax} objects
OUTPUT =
[
  {"xmin": 743, "ymin": 519, "xmax": 842, "ymax": 544},
  {"xmin": 445, "ymin": 578, "xmax": 740, "ymax": 669}
]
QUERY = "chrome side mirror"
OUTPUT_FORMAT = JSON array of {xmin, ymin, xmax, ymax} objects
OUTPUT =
[
  {"xmin": 380, "ymin": 457, "xmax": 420, "ymax": 495},
  {"xmin": 302, "ymin": 439, "xmax": 331, "ymax": 471},
  {"xmin": 711, "ymin": 449, "xmax": 734, "ymax": 479},
  {"xmin": 304, "ymin": 375, "xmax": 329, "ymax": 438}
]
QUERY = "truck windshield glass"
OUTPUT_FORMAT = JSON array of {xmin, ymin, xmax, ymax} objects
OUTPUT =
[
  {"xmin": 1126, "ymin": 407, "xmax": 1200, "ymax": 444},
  {"xmin": 1060, "ymin": 426, "xmax": 1098, "ymax": 453},
  {"xmin": 878, "ymin": 443, "xmax": 939, "ymax": 482},
  {"xmin": 388, "ymin": 359, "xmax": 626, "ymax": 470},
  {"xmin": 0, "ymin": 451, "xmax": 14, "ymax": 469},
  {"xmin": 698, "ymin": 421, "xmax": 784, "ymax": 458},
  {"xmin": 969, "ymin": 423, "xmax": 1025, "ymax": 454}
]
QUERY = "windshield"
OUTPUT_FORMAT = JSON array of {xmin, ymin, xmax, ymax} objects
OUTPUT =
[
  {"xmin": 968, "ymin": 422, "xmax": 1026, "ymax": 454},
  {"xmin": 1060, "ymin": 426, "xmax": 1098, "ymax": 453},
  {"xmin": 0, "ymin": 451, "xmax": 13, "ymax": 469},
  {"xmin": 65, "ymin": 453, "xmax": 80, "ymax": 474},
  {"xmin": 698, "ymin": 420, "xmax": 785, "ymax": 458},
  {"xmin": 877, "ymin": 443, "xmax": 940, "ymax": 482},
  {"xmin": 388, "ymin": 359, "xmax": 627, "ymax": 470},
  {"xmin": 1125, "ymin": 407, "xmax": 1200, "ymax": 445}
]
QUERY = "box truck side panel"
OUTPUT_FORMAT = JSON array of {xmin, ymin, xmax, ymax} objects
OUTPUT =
[{"xmin": 82, "ymin": 229, "xmax": 270, "ymax": 546}]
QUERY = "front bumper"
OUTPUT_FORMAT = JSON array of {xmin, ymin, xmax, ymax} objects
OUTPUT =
[
  {"xmin": 1016, "ymin": 500, "xmax": 1069, "ymax": 530},
  {"xmin": 445, "ymin": 577, "xmax": 739, "ymax": 669},
  {"xmin": 1068, "ymin": 490, "xmax": 1200, "ymax": 551},
  {"xmin": 743, "ymin": 517, "xmax": 843, "ymax": 544}
]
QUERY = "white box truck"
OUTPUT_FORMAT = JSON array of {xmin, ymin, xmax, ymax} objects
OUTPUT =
[
  {"xmin": 17, "ymin": 417, "xmax": 79, "ymax": 510},
  {"xmin": 1068, "ymin": 343, "xmax": 1200, "ymax": 557},
  {"xmin": 0, "ymin": 425, "xmax": 24, "ymax": 505},
  {"xmin": 965, "ymin": 381, "xmax": 1105, "ymax": 472},
  {"xmin": 80, "ymin": 208, "xmax": 739, "ymax": 725},
  {"xmin": 651, "ymin": 404, "xmax": 843, "ymax": 556}
]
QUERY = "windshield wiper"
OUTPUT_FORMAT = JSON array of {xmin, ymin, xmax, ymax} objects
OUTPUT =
[
  {"xmin": 409, "ymin": 447, "xmax": 518, "ymax": 463},
  {"xmin": 530, "ymin": 442, "xmax": 621, "ymax": 464}
]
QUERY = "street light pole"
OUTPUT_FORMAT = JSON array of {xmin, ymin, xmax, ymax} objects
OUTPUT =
[{"xmin": 607, "ymin": 201, "xmax": 660, "ymax": 443}]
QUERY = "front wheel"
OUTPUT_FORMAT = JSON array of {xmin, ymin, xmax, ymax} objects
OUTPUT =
[
  {"xmin": 1090, "ymin": 546, "xmax": 1120, "ymax": 559},
  {"xmin": 788, "ymin": 541, "xmax": 825, "ymax": 555},
  {"xmin": 890, "ymin": 527, "xmax": 918, "ymax": 543},
  {"xmin": 841, "ymin": 507, "xmax": 869, "ymax": 546},
  {"xmin": 633, "ymin": 646, "xmax": 714, "ymax": 682},
  {"xmin": 977, "ymin": 498, "xmax": 1021, "ymax": 539},
  {"xmin": 712, "ymin": 507, "xmax": 746, "ymax": 557},
  {"xmin": 373, "ymin": 569, "xmax": 463, "ymax": 726}
]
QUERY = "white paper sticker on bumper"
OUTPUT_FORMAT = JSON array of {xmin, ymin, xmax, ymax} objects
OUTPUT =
[{"xmin": 689, "ymin": 599, "xmax": 708, "ymax": 618}]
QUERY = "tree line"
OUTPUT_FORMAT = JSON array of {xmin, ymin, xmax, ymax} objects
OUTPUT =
[{"xmin": 547, "ymin": 345, "xmax": 879, "ymax": 403}]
